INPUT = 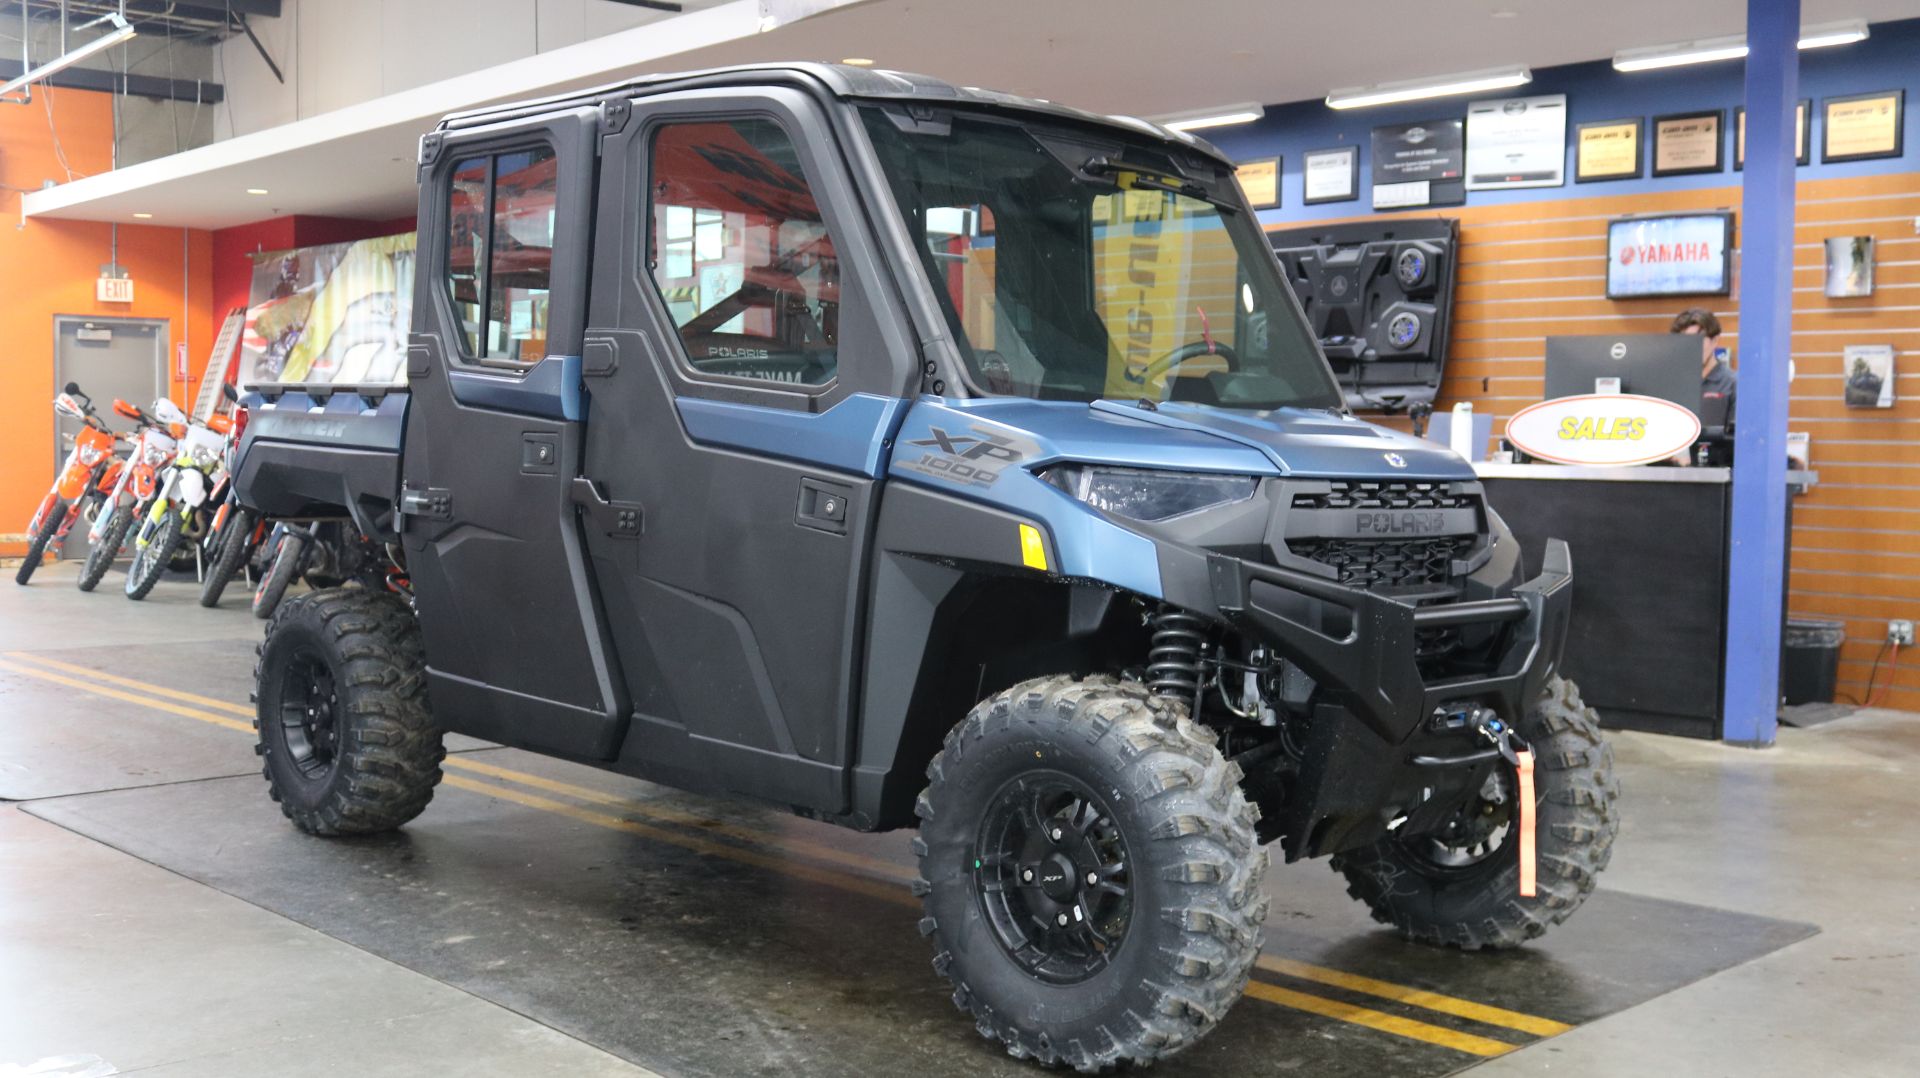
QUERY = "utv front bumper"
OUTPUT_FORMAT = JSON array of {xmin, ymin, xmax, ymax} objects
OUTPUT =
[{"xmin": 1205, "ymin": 539, "xmax": 1575, "ymax": 859}]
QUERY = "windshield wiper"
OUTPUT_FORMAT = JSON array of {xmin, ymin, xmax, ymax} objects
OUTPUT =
[{"xmin": 1080, "ymin": 156, "xmax": 1236, "ymax": 212}]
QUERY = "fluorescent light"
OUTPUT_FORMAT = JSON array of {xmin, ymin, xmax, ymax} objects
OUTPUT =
[
  {"xmin": 132, "ymin": 212, "xmax": 153, "ymax": 219},
  {"xmin": 1325, "ymin": 67, "xmax": 1531, "ymax": 110},
  {"xmin": 0, "ymin": 15, "xmax": 137, "ymax": 98},
  {"xmin": 1797, "ymin": 19, "xmax": 1869, "ymax": 50},
  {"xmin": 839, "ymin": 57, "xmax": 875, "ymax": 66},
  {"xmin": 246, "ymin": 188, "xmax": 270, "ymax": 195},
  {"xmin": 1614, "ymin": 20, "xmax": 1871, "ymax": 72},
  {"xmin": 1154, "ymin": 103, "xmax": 1265, "ymax": 132}
]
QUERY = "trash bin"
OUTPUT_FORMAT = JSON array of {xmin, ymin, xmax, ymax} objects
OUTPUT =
[{"xmin": 1782, "ymin": 617, "xmax": 1846, "ymax": 705}]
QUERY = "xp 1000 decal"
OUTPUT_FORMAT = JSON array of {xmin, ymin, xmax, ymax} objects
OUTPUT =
[{"xmin": 899, "ymin": 425, "xmax": 1034, "ymax": 488}]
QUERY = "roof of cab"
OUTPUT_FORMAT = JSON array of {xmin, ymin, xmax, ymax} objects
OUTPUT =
[{"xmin": 434, "ymin": 61, "xmax": 1228, "ymax": 164}]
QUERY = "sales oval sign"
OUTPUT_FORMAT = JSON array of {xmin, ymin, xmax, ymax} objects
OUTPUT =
[{"xmin": 1505, "ymin": 394, "xmax": 1701, "ymax": 466}]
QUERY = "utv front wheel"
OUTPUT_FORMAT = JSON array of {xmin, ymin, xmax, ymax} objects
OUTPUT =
[
  {"xmin": 1331, "ymin": 675, "xmax": 1619, "ymax": 950},
  {"xmin": 915, "ymin": 675, "xmax": 1268, "ymax": 1071},
  {"xmin": 254, "ymin": 588, "xmax": 443, "ymax": 835}
]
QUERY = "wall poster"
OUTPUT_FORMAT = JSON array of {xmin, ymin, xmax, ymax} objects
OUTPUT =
[
  {"xmin": 1822, "ymin": 90, "xmax": 1904, "ymax": 163},
  {"xmin": 1735, "ymin": 101, "xmax": 1810, "ymax": 168},
  {"xmin": 1302, "ymin": 146, "xmax": 1359, "ymax": 204},
  {"xmin": 239, "ymin": 233, "xmax": 418, "ymax": 388},
  {"xmin": 1371, "ymin": 119, "xmax": 1464, "ymax": 209},
  {"xmin": 1236, "ymin": 157, "xmax": 1281, "ymax": 208},
  {"xmin": 1465, "ymin": 94, "xmax": 1568, "ymax": 190}
]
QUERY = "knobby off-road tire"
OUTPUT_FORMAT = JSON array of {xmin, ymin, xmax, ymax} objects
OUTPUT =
[
  {"xmin": 199, "ymin": 508, "xmax": 256, "ymax": 607},
  {"xmin": 78, "ymin": 504, "xmax": 134, "ymax": 592},
  {"xmin": 124, "ymin": 510, "xmax": 183, "ymax": 600},
  {"xmin": 1331, "ymin": 675, "xmax": 1619, "ymax": 950},
  {"xmin": 252, "ymin": 531, "xmax": 306, "ymax": 620},
  {"xmin": 253, "ymin": 588, "xmax": 443, "ymax": 835},
  {"xmin": 15, "ymin": 500, "xmax": 67, "ymax": 585},
  {"xmin": 915, "ymin": 674, "xmax": 1269, "ymax": 1072}
]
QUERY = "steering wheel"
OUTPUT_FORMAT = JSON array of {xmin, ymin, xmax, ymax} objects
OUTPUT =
[{"xmin": 1132, "ymin": 340, "xmax": 1240, "ymax": 387}]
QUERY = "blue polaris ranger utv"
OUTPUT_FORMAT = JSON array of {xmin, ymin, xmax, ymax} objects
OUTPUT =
[{"xmin": 234, "ymin": 63, "xmax": 1617, "ymax": 1071}]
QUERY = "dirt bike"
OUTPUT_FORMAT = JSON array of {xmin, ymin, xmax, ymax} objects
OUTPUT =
[
  {"xmin": 198, "ymin": 383, "xmax": 269, "ymax": 608},
  {"xmin": 124, "ymin": 407, "xmax": 232, "ymax": 601},
  {"xmin": 16, "ymin": 384, "xmax": 126, "ymax": 586},
  {"xmin": 251, "ymin": 521, "xmax": 395, "ymax": 620},
  {"xmin": 76, "ymin": 398, "xmax": 182, "ymax": 592}
]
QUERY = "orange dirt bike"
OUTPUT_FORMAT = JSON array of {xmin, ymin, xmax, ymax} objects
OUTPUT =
[
  {"xmin": 76, "ymin": 397, "xmax": 183, "ymax": 593},
  {"xmin": 16, "ymin": 384, "xmax": 126, "ymax": 586}
]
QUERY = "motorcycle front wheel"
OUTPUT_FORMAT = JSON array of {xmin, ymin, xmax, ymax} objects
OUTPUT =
[
  {"xmin": 14, "ymin": 500, "xmax": 68, "ymax": 586},
  {"xmin": 125, "ymin": 510, "xmax": 184, "ymax": 601}
]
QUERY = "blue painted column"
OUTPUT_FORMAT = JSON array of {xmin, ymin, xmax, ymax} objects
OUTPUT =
[{"xmin": 1722, "ymin": 0, "xmax": 1799, "ymax": 746}]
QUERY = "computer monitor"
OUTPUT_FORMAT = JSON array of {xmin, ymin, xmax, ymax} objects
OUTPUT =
[{"xmin": 1544, "ymin": 334, "xmax": 1703, "ymax": 416}]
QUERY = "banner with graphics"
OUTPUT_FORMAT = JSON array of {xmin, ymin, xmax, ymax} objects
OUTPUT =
[{"xmin": 238, "ymin": 233, "xmax": 417, "ymax": 388}]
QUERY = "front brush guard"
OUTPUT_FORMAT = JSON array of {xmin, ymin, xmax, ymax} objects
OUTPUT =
[{"xmin": 1208, "ymin": 539, "xmax": 1574, "ymax": 744}]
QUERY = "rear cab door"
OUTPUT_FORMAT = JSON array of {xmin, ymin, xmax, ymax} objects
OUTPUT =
[{"xmin": 402, "ymin": 107, "xmax": 630, "ymax": 759}]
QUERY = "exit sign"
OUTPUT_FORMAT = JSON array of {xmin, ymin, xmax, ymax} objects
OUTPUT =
[{"xmin": 96, "ymin": 276, "xmax": 134, "ymax": 303}]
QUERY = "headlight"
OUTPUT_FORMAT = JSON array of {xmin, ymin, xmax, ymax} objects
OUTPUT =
[
  {"xmin": 1043, "ymin": 465, "xmax": 1257, "ymax": 522},
  {"xmin": 78, "ymin": 445, "xmax": 106, "ymax": 465},
  {"xmin": 188, "ymin": 445, "xmax": 220, "ymax": 470}
]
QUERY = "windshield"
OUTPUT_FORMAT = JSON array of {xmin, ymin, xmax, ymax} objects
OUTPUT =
[{"xmin": 860, "ymin": 106, "xmax": 1342, "ymax": 411}]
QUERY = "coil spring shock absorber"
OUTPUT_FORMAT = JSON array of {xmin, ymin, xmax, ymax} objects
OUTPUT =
[{"xmin": 1146, "ymin": 607, "xmax": 1208, "ymax": 703}]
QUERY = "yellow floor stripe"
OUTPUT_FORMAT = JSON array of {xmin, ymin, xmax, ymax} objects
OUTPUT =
[
  {"xmin": 0, "ymin": 658, "xmax": 254, "ymax": 734},
  {"xmin": 1, "ymin": 651, "xmax": 1564, "ymax": 1055},
  {"xmin": 1256, "ymin": 956, "xmax": 1573, "ymax": 1037},
  {"xmin": 1244, "ymin": 980, "xmax": 1517, "ymax": 1057}
]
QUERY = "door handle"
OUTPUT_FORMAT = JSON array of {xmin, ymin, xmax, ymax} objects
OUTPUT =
[{"xmin": 796, "ymin": 477, "xmax": 851, "ymax": 535}]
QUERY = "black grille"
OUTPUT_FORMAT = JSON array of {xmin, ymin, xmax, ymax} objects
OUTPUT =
[
  {"xmin": 1288, "ymin": 535, "xmax": 1474, "ymax": 590},
  {"xmin": 1290, "ymin": 481, "xmax": 1474, "ymax": 512}
]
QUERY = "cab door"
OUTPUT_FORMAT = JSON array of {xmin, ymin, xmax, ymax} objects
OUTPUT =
[
  {"xmin": 401, "ymin": 108, "xmax": 629, "ymax": 759},
  {"xmin": 577, "ymin": 88, "xmax": 918, "ymax": 812}
]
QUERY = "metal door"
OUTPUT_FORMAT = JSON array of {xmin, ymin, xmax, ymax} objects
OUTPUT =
[{"xmin": 52, "ymin": 317, "xmax": 168, "ymax": 561}]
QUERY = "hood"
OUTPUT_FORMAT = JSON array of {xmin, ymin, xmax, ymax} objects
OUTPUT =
[
  {"xmin": 1086, "ymin": 400, "xmax": 1476, "ymax": 480},
  {"xmin": 912, "ymin": 398, "xmax": 1476, "ymax": 482}
]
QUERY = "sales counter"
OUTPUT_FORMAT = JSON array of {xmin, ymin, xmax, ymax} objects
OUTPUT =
[{"xmin": 1474, "ymin": 463, "xmax": 1817, "ymax": 739}]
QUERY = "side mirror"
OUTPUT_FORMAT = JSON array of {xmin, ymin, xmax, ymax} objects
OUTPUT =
[{"xmin": 221, "ymin": 381, "xmax": 239, "ymax": 402}]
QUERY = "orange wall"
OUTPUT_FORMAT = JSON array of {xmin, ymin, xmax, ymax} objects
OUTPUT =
[
  {"xmin": 1280, "ymin": 170, "xmax": 1920, "ymax": 712},
  {"xmin": 0, "ymin": 86, "xmax": 214, "ymax": 549}
]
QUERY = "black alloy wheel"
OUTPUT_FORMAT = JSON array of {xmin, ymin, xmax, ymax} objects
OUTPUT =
[
  {"xmin": 973, "ymin": 772, "xmax": 1133, "ymax": 985},
  {"xmin": 277, "ymin": 647, "xmax": 341, "ymax": 782}
]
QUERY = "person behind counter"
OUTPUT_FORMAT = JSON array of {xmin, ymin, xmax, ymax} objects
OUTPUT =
[{"xmin": 1671, "ymin": 308, "xmax": 1736, "ymax": 465}]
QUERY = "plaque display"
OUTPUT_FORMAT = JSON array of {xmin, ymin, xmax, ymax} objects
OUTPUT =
[
  {"xmin": 1575, "ymin": 119, "xmax": 1643, "ymax": 182},
  {"xmin": 1302, "ymin": 146, "xmax": 1359, "ymax": 204},
  {"xmin": 1822, "ymin": 90, "xmax": 1904, "ymax": 163},
  {"xmin": 1651, "ymin": 111, "xmax": 1724, "ymax": 177},
  {"xmin": 1235, "ymin": 157, "xmax": 1281, "ymax": 208},
  {"xmin": 1370, "ymin": 119, "xmax": 1465, "ymax": 209},
  {"xmin": 1465, "ymin": 94, "xmax": 1567, "ymax": 190},
  {"xmin": 1735, "ymin": 101, "xmax": 1810, "ymax": 168}
]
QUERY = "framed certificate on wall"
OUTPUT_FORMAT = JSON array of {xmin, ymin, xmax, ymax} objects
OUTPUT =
[
  {"xmin": 1302, "ymin": 146, "xmax": 1359, "ymax": 204},
  {"xmin": 1822, "ymin": 90, "xmax": 1904, "ymax": 163},
  {"xmin": 1735, "ymin": 101, "xmax": 1810, "ymax": 168},
  {"xmin": 1575, "ymin": 119, "xmax": 1643, "ymax": 182},
  {"xmin": 1652, "ymin": 111, "xmax": 1724, "ymax": 176},
  {"xmin": 1235, "ymin": 157, "xmax": 1281, "ymax": 208}
]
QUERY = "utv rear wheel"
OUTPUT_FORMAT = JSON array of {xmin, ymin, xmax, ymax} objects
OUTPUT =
[
  {"xmin": 253, "ymin": 588, "xmax": 443, "ymax": 835},
  {"xmin": 915, "ymin": 675, "xmax": 1268, "ymax": 1071},
  {"xmin": 1331, "ymin": 676, "xmax": 1618, "ymax": 950},
  {"xmin": 14, "ymin": 501, "xmax": 67, "ymax": 585},
  {"xmin": 78, "ymin": 504, "xmax": 133, "ymax": 592}
]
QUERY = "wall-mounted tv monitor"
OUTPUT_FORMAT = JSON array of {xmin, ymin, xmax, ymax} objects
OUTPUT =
[{"xmin": 1605, "ymin": 212, "xmax": 1734, "ymax": 299}]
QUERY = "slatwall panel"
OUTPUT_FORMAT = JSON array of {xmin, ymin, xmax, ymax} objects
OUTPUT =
[{"xmin": 1271, "ymin": 171, "xmax": 1920, "ymax": 711}]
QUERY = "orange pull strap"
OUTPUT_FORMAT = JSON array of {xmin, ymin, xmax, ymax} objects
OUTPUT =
[{"xmin": 1515, "ymin": 749, "xmax": 1537, "ymax": 898}]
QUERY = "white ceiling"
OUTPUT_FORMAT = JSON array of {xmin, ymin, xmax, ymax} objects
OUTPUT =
[{"xmin": 25, "ymin": 0, "xmax": 1920, "ymax": 229}]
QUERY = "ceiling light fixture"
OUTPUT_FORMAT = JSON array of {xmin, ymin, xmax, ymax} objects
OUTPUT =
[
  {"xmin": 839, "ymin": 57, "xmax": 875, "ymax": 66},
  {"xmin": 1613, "ymin": 19, "xmax": 1870, "ymax": 72},
  {"xmin": 1325, "ymin": 66, "xmax": 1531, "ymax": 110},
  {"xmin": 246, "ymin": 188, "xmax": 270, "ymax": 195},
  {"xmin": 0, "ymin": 14, "xmax": 137, "ymax": 99},
  {"xmin": 132, "ymin": 212, "xmax": 153, "ymax": 219},
  {"xmin": 1155, "ymin": 103, "xmax": 1266, "ymax": 132}
]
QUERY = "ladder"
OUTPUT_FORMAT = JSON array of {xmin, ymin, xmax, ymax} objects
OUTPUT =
[{"xmin": 191, "ymin": 307, "xmax": 248, "ymax": 421}]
